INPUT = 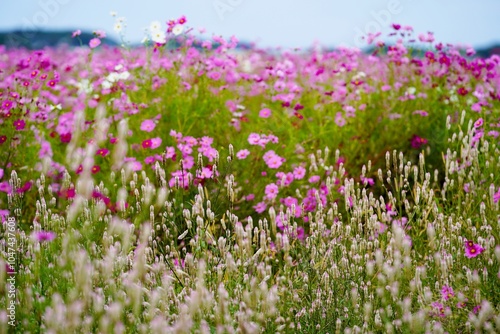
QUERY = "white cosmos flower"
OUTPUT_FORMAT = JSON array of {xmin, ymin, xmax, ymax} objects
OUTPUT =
[
  {"xmin": 172, "ymin": 24, "xmax": 184, "ymax": 36},
  {"xmin": 151, "ymin": 30, "xmax": 166, "ymax": 44},
  {"xmin": 75, "ymin": 79, "xmax": 93, "ymax": 95},
  {"xmin": 118, "ymin": 71, "xmax": 130, "ymax": 81},
  {"xmin": 150, "ymin": 21, "xmax": 162, "ymax": 33},
  {"xmin": 114, "ymin": 22, "xmax": 123, "ymax": 33},
  {"xmin": 406, "ymin": 87, "xmax": 416, "ymax": 95},
  {"xmin": 106, "ymin": 72, "xmax": 120, "ymax": 83},
  {"xmin": 102, "ymin": 80, "xmax": 112, "ymax": 89}
]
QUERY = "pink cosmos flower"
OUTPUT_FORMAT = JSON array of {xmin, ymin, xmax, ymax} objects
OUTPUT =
[
  {"xmin": 308, "ymin": 175, "xmax": 320, "ymax": 183},
  {"xmin": 283, "ymin": 172, "xmax": 294, "ymax": 186},
  {"xmin": 144, "ymin": 156, "xmax": 156, "ymax": 164},
  {"xmin": 413, "ymin": 110, "xmax": 429, "ymax": 117},
  {"xmin": 94, "ymin": 30, "xmax": 106, "ymax": 38},
  {"xmin": 39, "ymin": 141, "xmax": 53, "ymax": 158},
  {"xmin": 259, "ymin": 108, "xmax": 272, "ymax": 118},
  {"xmin": 263, "ymin": 150, "xmax": 284, "ymax": 169},
  {"xmin": 89, "ymin": 38, "xmax": 101, "ymax": 49},
  {"xmin": 471, "ymin": 103, "xmax": 482, "ymax": 112},
  {"xmin": 169, "ymin": 130, "xmax": 182, "ymax": 140},
  {"xmin": 0, "ymin": 181, "xmax": 12, "ymax": 194},
  {"xmin": 281, "ymin": 196, "xmax": 298, "ymax": 207},
  {"xmin": 165, "ymin": 146, "xmax": 176, "ymax": 160},
  {"xmin": 72, "ymin": 30, "xmax": 81, "ymax": 38},
  {"xmin": 199, "ymin": 136, "xmax": 213, "ymax": 147},
  {"xmin": 488, "ymin": 130, "xmax": 499, "ymax": 138},
  {"xmin": 236, "ymin": 149, "xmax": 250, "ymax": 159},
  {"xmin": 199, "ymin": 146, "xmax": 217, "ymax": 161},
  {"xmin": 129, "ymin": 161, "xmax": 143, "ymax": 171},
  {"xmin": 253, "ymin": 201, "xmax": 267, "ymax": 213},
  {"xmin": 168, "ymin": 171, "xmax": 193, "ymax": 188},
  {"xmin": 178, "ymin": 143, "xmax": 193, "ymax": 156},
  {"xmin": 430, "ymin": 302, "xmax": 448, "ymax": 318},
  {"xmin": 0, "ymin": 209, "xmax": 9, "ymax": 222},
  {"xmin": 276, "ymin": 172, "xmax": 294, "ymax": 187},
  {"xmin": 418, "ymin": 32, "xmax": 435, "ymax": 43},
  {"xmin": 248, "ymin": 133, "xmax": 260, "ymax": 145},
  {"xmin": 207, "ymin": 71, "xmax": 221, "ymax": 80},
  {"xmin": 0, "ymin": 168, "xmax": 3, "ymax": 179},
  {"xmin": 293, "ymin": 166, "xmax": 306, "ymax": 179},
  {"xmin": 335, "ymin": 112, "xmax": 346, "ymax": 127},
  {"xmin": 183, "ymin": 136, "xmax": 197, "ymax": 146},
  {"xmin": 474, "ymin": 118, "xmax": 483, "ymax": 128},
  {"xmin": 140, "ymin": 119, "xmax": 156, "ymax": 132},
  {"xmin": 494, "ymin": 187, "xmax": 500, "ymax": 203},
  {"xmin": 456, "ymin": 299, "xmax": 468, "ymax": 309},
  {"xmin": 264, "ymin": 183, "xmax": 279, "ymax": 200}
]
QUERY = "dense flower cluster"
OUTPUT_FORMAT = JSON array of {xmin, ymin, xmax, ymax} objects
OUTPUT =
[{"xmin": 0, "ymin": 19, "xmax": 499, "ymax": 333}]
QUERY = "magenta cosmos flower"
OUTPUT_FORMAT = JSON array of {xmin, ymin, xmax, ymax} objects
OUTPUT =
[
  {"xmin": 1, "ymin": 100, "xmax": 15, "ymax": 112},
  {"xmin": 13, "ymin": 119, "xmax": 26, "ymax": 130},
  {"xmin": 91, "ymin": 165, "xmax": 101, "ymax": 174},
  {"xmin": 464, "ymin": 240, "xmax": 485, "ymax": 258},
  {"xmin": 96, "ymin": 148, "xmax": 109, "ymax": 157},
  {"xmin": 411, "ymin": 135, "xmax": 428, "ymax": 149},
  {"xmin": 33, "ymin": 230, "xmax": 56, "ymax": 242},
  {"xmin": 441, "ymin": 285, "xmax": 455, "ymax": 301}
]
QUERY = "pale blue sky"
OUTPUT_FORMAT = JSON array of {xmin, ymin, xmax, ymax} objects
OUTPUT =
[{"xmin": 0, "ymin": 0, "xmax": 499, "ymax": 49}]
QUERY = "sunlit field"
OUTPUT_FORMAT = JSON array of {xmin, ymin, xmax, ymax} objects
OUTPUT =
[{"xmin": 1, "ymin": 18, "xmax": 500, "ymax": 333}]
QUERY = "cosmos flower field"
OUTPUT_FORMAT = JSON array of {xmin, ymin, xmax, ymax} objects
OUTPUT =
[{"xmin": 1, "ymin": 20, "xmax": 500, "ymax": 333}]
